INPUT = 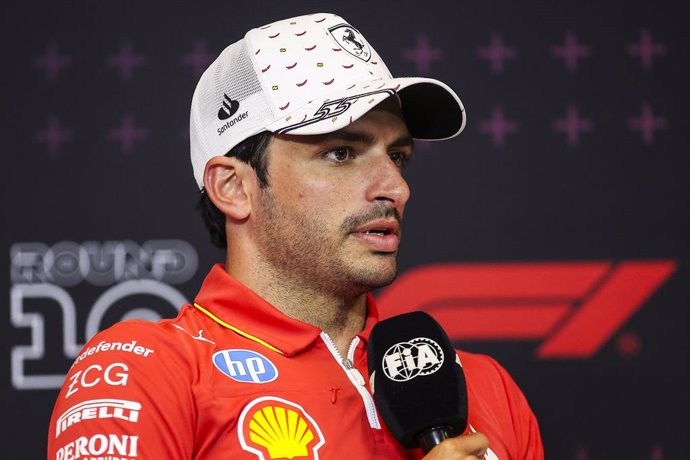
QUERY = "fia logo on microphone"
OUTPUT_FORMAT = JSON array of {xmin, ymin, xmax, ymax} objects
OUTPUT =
[{"xmin": 382, "ymin": 337, "xmax": 444, "ymax": 382}]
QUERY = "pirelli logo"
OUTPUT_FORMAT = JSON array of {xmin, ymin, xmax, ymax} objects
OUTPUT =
[{"xmin": 55, "ymin": 399, "xmax": 141, "ymax": 438}]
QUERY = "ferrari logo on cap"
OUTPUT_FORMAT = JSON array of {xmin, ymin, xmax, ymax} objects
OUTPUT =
[
  {"xmin": 328, "ymin": 24, "xmax": 371, "ymax": 62},
  {"xmin": 238, "ymin": 396, "xmax": 325, "ymax": 459}
]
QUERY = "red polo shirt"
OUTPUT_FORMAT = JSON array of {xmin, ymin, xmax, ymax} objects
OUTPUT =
[{"xmin": 48, "ymin": 264, "xmax": 543, "ymax": 459}]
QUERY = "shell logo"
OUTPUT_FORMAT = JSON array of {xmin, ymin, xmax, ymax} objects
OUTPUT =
[{"xmin": 238, "ymin": 396, "xmax": 326, "ymax": 459}]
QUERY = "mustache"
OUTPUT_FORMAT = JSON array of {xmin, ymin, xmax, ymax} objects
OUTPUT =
[{"xmin": 341, "ymin": 204, "xmax": 402, "ymax": 233}]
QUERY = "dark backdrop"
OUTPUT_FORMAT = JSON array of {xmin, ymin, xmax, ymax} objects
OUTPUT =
[{"xmin": 3, "ymin": 1, "xmax": 689, "ymax": 459}]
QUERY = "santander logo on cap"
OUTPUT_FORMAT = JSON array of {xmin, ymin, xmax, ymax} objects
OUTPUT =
[{"xmin": 218, "ymin": 94, "xmax": 240, "ymax": 120}]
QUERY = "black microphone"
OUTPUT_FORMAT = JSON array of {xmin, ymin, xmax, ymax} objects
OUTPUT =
[{"xmin": 367, "ymin": 311, "xmax": 468, "ymax": 454}]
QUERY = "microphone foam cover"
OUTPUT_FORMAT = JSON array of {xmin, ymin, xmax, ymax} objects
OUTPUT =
[{"xmin": 367, "ymin": 311, "xmax": 468, "ymax": 449}]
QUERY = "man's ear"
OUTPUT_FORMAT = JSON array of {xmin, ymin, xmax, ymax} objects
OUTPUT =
[{"xmin": 203, "ymin": 156, "xmax": 255, "ymax": 221}]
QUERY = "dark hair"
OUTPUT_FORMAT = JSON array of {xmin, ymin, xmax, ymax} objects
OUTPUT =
[{"xmin": 197, "ymin": 131, "xmax": 273, "ymax": 249}]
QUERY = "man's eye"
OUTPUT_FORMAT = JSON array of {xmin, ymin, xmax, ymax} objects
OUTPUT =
[
  {"xmin": 324, "ymin": 147, "xmax": 354, "ymax": 163},
  {"xmin": 389, "ymin": 151, "xmax": 411, "ymax": 169}
]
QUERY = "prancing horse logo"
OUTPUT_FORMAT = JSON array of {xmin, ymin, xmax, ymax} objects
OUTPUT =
[
  {"xmin": 328, "ymin": 24, "xmax": 371, "ymax": 62},
  {"xmin": 342, "ymin": 29, "xmax": 364, "ymax": 52}
]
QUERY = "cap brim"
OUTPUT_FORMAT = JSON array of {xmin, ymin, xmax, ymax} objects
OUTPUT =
[{"xmin": 266, "ymin": 77, "xmax": 465, "ymax": 141}]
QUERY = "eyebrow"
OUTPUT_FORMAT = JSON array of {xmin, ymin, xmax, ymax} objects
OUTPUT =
[{"xmin": 328, "ymin": 130, "xmax": 415, "ymax": 149}]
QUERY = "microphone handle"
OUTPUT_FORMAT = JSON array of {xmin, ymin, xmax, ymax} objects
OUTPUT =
[{"xmin": 418, "ymin": 426, "xmax": 454, "ymax": 454}]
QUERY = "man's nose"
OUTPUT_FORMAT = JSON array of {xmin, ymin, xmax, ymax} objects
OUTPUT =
[{"xmin": 365, "ymin": 154, "xmax": 411, "ymax": 211}]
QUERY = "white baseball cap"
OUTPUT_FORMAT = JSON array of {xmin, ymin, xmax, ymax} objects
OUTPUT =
[{"xmin": 190, "ymin": 12, "xmax": 466, "ymax": 189}]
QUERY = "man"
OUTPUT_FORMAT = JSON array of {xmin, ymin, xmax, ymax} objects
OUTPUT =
[{"xmin": 48, "ymin": 12, "xmax": 543, "ymax": 459}]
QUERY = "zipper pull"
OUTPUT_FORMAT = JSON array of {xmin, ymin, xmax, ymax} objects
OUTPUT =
[{"xmin": 343, "ymin": 360, "xmax": 366, "ymax": 386}]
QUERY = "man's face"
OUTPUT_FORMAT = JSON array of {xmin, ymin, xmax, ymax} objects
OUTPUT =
[{"xmin": 252, "ymin": 97, "xmax": 412, "ymax": 296}]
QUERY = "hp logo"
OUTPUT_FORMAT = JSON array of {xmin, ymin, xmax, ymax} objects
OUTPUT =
[{"xmin": 213, "ymin": 349, "xmax": 278, "ymax": 384}]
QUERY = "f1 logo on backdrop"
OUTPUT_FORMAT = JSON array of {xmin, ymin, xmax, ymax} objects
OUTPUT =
[{"xmin": 376, "ymin": 260, "xmax": 677, "ymax": 359}]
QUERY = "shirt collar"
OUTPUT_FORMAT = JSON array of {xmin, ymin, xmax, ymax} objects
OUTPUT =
[{"xmin": 194, "ymin": 264, "xmax": 380, "ymax": 356}]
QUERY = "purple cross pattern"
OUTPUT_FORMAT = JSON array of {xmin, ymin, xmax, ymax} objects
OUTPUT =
[
  {"xmin": 627, "ymin": 103, "xmax": 667, "ymax": 145},
  {"xmin": 551, "ymin": 105, "xmax": 593, "ymax": 146},
  {"xmin": 33, "ymin": 43, "xmax": 72, "ymax": 82},
  {"xmin": 551, "ymin": 31, "xmax": 591, "ymax": 72},
  {"xmin": 478, "ymin": 106, "xmax": 519, "ymax": 148},
  {"xmin": 627, "ymin": 29, "xmax": 666, "ymax": 71},
  {"xmin": 29, "ymin": 31, "xmax": 670, "ymax": 155},
  {"xmin": 107, "ymin": 41, "xmax": 147, "ymax": 81},
  {"xmin": 180, "ymin": 40, "xmax": 215, "ymax": 77},
  {"xmin": 402, "ymin": 34, "xmax": 444, "ymax": 74},
  {"xmin": 34, "ymin": 117, "xmax": 73, "ymax": 156},
  {"xmin": 477, "ymin": 32, "xmax": 518, "ymax": 75},
  {"xmin": 108, "ymin": 115, "xmax": 149, "ymax": 154}
]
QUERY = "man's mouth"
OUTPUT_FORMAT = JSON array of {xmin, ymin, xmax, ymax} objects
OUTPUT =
[
  {"xmin": 351, "ymin": 220, "xmax": 400, "ymax": 253},
  {"xmin": 363, "ymin": 229, "xmax": 393, "ymax": 236}
]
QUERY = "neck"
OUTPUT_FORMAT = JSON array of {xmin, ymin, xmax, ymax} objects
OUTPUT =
[
  {"xmin": 225, "ymin": 245, "xmax": 368, "ymax": 357},
  {"xmin": 255, "ymin": 276, "xmax": 367, "ymax": 356}
]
